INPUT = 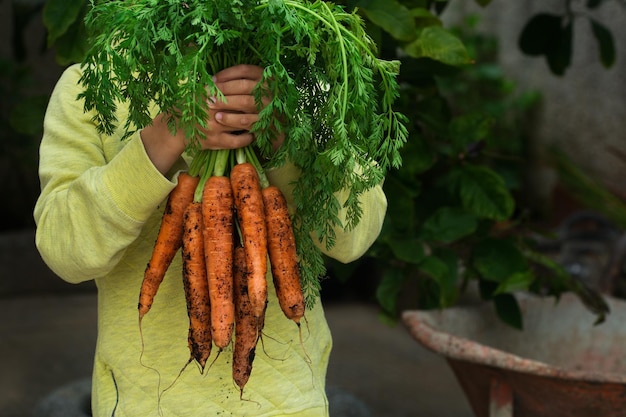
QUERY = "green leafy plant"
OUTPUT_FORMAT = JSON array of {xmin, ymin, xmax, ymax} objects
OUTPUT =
[{"xmin": 330, "ymin": 4, "xmax": 609, "ymax": 328}]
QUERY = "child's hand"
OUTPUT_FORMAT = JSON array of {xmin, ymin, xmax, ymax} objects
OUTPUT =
[
  {"xmin": 141, "ymin": 64, "xmax": 283, "ymax": 175},
  {"xmin": 203, "ymin": 64, "xmax": 265, "ymax": 147},
  {"xmin": 205, "ymin": 64, "xmax": 285, "ymax": 152}
]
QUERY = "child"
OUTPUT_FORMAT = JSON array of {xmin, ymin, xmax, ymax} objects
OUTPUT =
[{"xmin": 34, "ymin": 63, "xmax": 387, "ymax": 417}]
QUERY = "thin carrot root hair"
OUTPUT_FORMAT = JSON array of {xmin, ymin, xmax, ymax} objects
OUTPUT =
[
  {"xmin": 230, "ymin": 379, "xmax": 262, "ymax": 406},
  {"xmin": 203, "ymin": 348, "xmax": 223, "ymax": 376},
  {"xmin": 257, "ymin": 327, "xmax": 289, "ymax": 346},
  {"xmin": 257, "ymin": 330, "xmax": 290, "ymax": 362},
  {"xmin": 298, "ymin": 319, "xmax": 312, "ymax": 365},
  {"xmin": 301, "ymin": 312, "xmax": 312, "ymax": 341},
  {"xmin": 296, "ymin": 315, "xmax": 316, "ymax": 388},
  {"xmin": 138, "ymin": 322, "xmax": 164, "ymax": 413},
  {"xmin": 157, "ymin": 357, "xmax": 193, "ymax": 414}
]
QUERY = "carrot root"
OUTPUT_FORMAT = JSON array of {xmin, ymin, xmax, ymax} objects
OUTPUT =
[
  {"xmin": 181, "ymin": 201, "xmax": 212, "ymax": 371},
  {"xmin": 139, "ymin": 172, "xmax": 199, "ymax": 320},
  {"xmin": 202, "ymin": 175, "xmax": 235, "ymax": 350},
  {"xmin": 232, "ymin": 246, "xmax": 261, "ymax": 395},
  {"xmin": 262, "ymin": 185, "xmax": 305, "ymax": 324},
  {"xmin": 230, "ymin": 162, "xmax": 268, "ymax": 321}
]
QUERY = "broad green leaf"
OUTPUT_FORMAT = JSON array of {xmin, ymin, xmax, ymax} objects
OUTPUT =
[
  {"xmin": 494, "ymin": 293, "xmax": 523, "ymax": 330},
  {"xmin": 420, "ymin": 206, "xmax": 477, "ymax": 243},
  {"xmin": 376, "ymin": 268, "xmax": 406, "ymax": 315},
  {"xmin": 361, "ymin": 0, "xmax": 416, "ymax": 41},
  {"xmin": 449, "ymin": 164, "xmax": 515, "ymax": 221},
  {"xmin": 53, "ymin": 16, "xmax": 89, "ymax": 65},
  {"xmin": 472, "ymin": 238, "xmax": 529, "ymax": 283},
  {"xmin": 449, "ymin": 113, "xmax": 493, "ymax": 153},
  {"xmin": 518, "ymin": 13, "xmax": 563, "ymax": 56},
  {"xmin": 524, "ymin": 249, "xmax": 571, "ymax": 293},
  {"xmin": 546, "ymin": 21, "xmax": 572, "ymax": 76},
  {"xmin": 419, "ymin": 255, "xmax": 448, "ymax": 280},
  {"xmin": 387, "ymin": 237, "xmax": 426, "ymax": 264},
  {"xmin": 519, "ymin": 13, "xmax": 572, "ymax": 75},
  {"xmin": 526, "ymin": 250, "xmax": 609, "ymax": 323},
  {"xmin": 404, "ymin": 26, "xmax": 472, "ymax": 66},
  {"xmin": 494, "ymin": 271, "xmax": 535, "ymax": 295},
  {"xmin": 420, "ymin": 252, "xmax": 458, "ymax": 307},
  {"xmin": 43, "ymin": 0, "xmax": 85, "ymax": 45},
  {"xmin": 411, "ymin": 8, "xmax": 442, "ymax": 28},
  {"xmin": 397, "ymin": 133, "xmax": 436, "ymax": 177},
  {"xmin": 590, "ymin": 19, "xmax": 615, "ymax": 68},
  {"xmin": 567, "ymin": 279, "xmax": 610, "ymax": 325}
]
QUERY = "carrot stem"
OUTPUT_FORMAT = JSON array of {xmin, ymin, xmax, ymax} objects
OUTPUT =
[
  {"xmin": 243, "ymin": 146, "xmax": 269, "ymax": 189},
  {"xmin": 188, "ymin": 150, "xmax": 208, "ymax": 177},
  {"xmin": 194, "ymin": 151, "xmax": 217, "ymax": 202},
  {"xmin": 213, "ymin": 149, "xmax": 231, "ymax": 177},
  {"xmin": 235, "ymin": 147, "xmax": 247, "ymax": 165}
]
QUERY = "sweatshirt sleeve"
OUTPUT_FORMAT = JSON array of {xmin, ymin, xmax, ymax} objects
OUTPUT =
[
  {"xmin": 33, "ymin": 65, "xmax": 177, "ymax": 284},
  {"xmin": 265, "ymin": 161, "xmax": 387, "ymax": 264}
]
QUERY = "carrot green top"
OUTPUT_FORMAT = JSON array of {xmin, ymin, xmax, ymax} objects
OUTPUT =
[{"xmin": 34, "ymin": 64, "xmax": 387, "ymax": 417}]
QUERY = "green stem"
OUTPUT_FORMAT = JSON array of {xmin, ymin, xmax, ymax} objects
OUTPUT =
[
  {"xmin": 235, "ymin": 147, "xmax": 247, "ymax": 165},
  {"xmin": 258, "ymin": 0, "xmax": 399, "ymax": 142},
  {"xmin": 193, "ymin": 150, "xmax": 217, "ymax": 202},
  {"xmin": 213, "ymin": 149, "xmax": 231, "ymax": 177},
  {"xmin": 275, "ymin": 0, "xmax": 395, "ymax": 102},
  {"xmin": 188, "ymin": 150, "xmax": 207, "ymax": 177},
  {"xmin": 244, "ymin": 146, "xmax": 269, "ymax": 189},
  {"xmin": 320, "ymin": 1, "xmax": 349, "ymax": 120}
]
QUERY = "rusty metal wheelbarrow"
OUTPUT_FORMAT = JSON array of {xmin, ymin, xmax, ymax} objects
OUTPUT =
[{"xmin": 402, "ymin": 293, "xmax": 626, "ymax": 417}]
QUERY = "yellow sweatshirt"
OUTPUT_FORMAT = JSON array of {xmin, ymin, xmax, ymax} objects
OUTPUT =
[{"xmin": 34, "ymin": 64, "xmax": 387, "ymax": 417}]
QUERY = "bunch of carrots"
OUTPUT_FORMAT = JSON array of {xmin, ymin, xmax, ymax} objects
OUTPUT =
[{"xmin": 137, "ymin": 146, "xmax": 305, "ymax": 395}]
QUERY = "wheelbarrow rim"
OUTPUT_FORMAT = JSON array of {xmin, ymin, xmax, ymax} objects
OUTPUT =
[{"xmin": 402, "ymin": 294, "xmax": 626, "ymax": 384}]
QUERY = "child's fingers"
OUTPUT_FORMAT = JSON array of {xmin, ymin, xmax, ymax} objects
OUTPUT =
[
  {"xmin": 213, "ymin": 64, "xmax": 264, "ymax": 83},
  {"xmin": 214, "ymin": 111, "xmax": 259, "ymax": 131},
  {"xmin": 215, "ymin": 78, "xmax": 262, "ymax": 99},
  {"xmin": 198, "ymin": 128, "xmax": 255, "ymax": 150},
  {"xmin": 209, "ymin": 94, "xmax": 257, "ymax": 114}
]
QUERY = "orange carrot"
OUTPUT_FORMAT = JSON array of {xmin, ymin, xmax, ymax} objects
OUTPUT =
[
  {"xmin": 139, "ymin": 172, "xmax": 199, "ymax": 320},
  {"xmin": 262, "ymin": 185, "xmax": 305, "ymax": 324},
  {"xmin": 230, "ymin": 162, "xmax": 268, "ymax": 321},
  {"xmin": 181, "ymin": 201, "xmax": 212, "ymax": 370},
  {"xmin": 232, "ymin": 246, "xmax": 259, "ymax": 396},
  {"xmin": 202, "ymin": 175, "xmax": 235, "ymax": 350}
]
